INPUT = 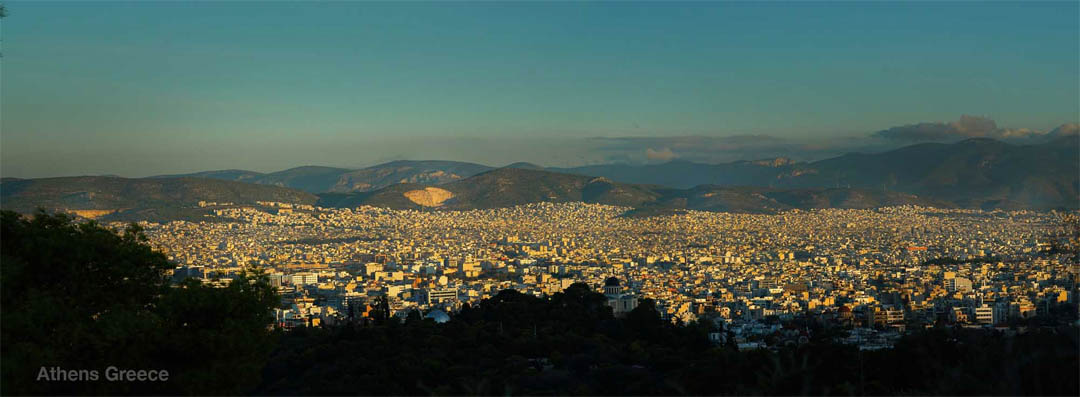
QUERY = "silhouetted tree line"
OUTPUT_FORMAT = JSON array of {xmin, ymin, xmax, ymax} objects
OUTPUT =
[
  {"xmin": 257, "ymin": 287, "xmax": 1078, "ymax": 396},
  {"xmin": 2, "ymin": 209, "xmax": 1077, "ymax": 395}
]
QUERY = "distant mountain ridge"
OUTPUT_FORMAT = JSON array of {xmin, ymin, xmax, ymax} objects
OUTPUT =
[
  {"xmin": 150, "ymin": 161, "xmax": 493, "ymax": 193},
  {"xmin": 317, "ymin": 168, "xmax": 662, "ymax": 210},
  {"xmin": 773, "ymin": 136, "xmax": 1080, "ymax": 209},
  {"xmin": 330, "ymin": 160, "xmax": 494, "ymax": 193},
  {"xmin": 5, "ymin": 137, "xmax": 1076, "ymax": 220},
  {"xmin": 0, "ymin": 176, "xmax": 317, "ymax": 222},
  {"xmin": 315, "ymin": 167, "xmax": 945, "ymax": 214},
  {"xmin": 550, "ymin": 158, "xmax": 804, "ymax": 189},
  {"xmin": 148, "ymin": 137, "xmax": 1077, "ymax": 210}
]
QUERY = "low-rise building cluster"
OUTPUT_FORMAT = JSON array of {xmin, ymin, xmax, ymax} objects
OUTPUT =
[{"xmin": 125, "ymin": 202, "xmax": 1078, "ymax": 349}]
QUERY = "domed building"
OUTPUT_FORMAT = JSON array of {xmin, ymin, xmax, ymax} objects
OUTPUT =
[
  {"xmin": 424, "ymin": 309, "xmax": 450, "ymax": 324},
  {"xmin": 603, "ymin": 277, "xmax": 637, "ymax": 317},
  {"xmin": 838, "ymin": 305, "xmax": 854, "ymax": 327}
]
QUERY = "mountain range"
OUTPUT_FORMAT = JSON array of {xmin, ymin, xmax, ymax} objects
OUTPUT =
[
  {"xmin": 773, "ymin": 137, "xmax": 1079, "ymax": 209},
  {"xmin": 316, "ymin": 168, "xmax": 663, "ymax": 210},
  {"xmin": 2, "ymin": 137, "xmax": 1076, "ymax": 220},
  {"xmin": 158, "ymin": 136, "xmax": 1079, "ymax": 209},
  {"xmin": 150, "ymin": 161, "xmax": 492, "ymax": 193},
  {"xmin": 0, "ymin": 177, "xmax": 318, "ymax": 222}
]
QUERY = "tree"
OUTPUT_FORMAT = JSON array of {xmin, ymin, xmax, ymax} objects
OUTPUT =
[
  {"xmin": 1049, "ymin": 212, "xmax": 1080, "ymax": 262},
  {"xmin": 1, "ymin": 210, "xmax": 173, "ymax": 394},
  {"xmin": 1, "ymin": 2, "xmax": 7, "ymax": 58},
  {"xmin": 364, "ymin": 294, "xmax": 393, "ymax": 325},
  {"xmin": 0, "ymin": 210, "xmax": 279, "ymax": 395}
]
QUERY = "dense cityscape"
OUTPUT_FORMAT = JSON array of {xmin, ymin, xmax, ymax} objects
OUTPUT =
[
  {"xmin": 134, "ymin": 202, "xmax": 1078, "ymax": 350},
  {"xmin": 3, "ymin": 1, "xmax": 1078, "ymax": 394}
]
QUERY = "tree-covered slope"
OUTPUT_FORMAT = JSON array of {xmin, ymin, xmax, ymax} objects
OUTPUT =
[{"xmin": 0, "ymin": 176, "xmax": 318, "ymax": 221}]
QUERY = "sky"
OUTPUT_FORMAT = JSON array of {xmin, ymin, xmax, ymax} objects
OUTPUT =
[{"xmin": 1, "ymin": 1, "xmax": 1078, "ymax": 177}]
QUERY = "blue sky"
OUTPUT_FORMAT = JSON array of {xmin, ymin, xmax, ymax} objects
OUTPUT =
[{"xmin": 2, "ymin": 1, "xmax": 1077, "ymax": 177}]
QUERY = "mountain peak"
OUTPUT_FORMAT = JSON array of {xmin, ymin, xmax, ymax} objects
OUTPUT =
[
  {"xmin": 278, "ymin": 165, "xmax": 353, "ymax": 172},
  {"xmin": 503, "ymin": 162, "xmax": 545, "ymax": 170},
  {"xmin": 750, "ymin": 157, "xmax": 795, "ymax": 167},
  {"xmin": 955, "ymin": 137, "xmax": 1008, "ymax": 146}
]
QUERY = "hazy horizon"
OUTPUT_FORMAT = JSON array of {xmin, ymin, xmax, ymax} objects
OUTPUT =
[
  {"xmin": 2, "ymin": 126, "xmax": 1078, "ymax": 180},
  {"xmin": 2, "ymin": 1, "xmax": 1078, "ymax": 178}
]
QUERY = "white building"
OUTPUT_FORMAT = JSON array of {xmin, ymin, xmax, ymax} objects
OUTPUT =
[
  {"xmin": 290, "ymin": 272, "xmax": 318, "ymax": 286},
  {"xmin": 603, "ymin": 277, "xmax": 638, "ymax": 317},
  {"xmin": 426, "ymin": 288, "xmax": 458, "ymax": 305},
  {"xmin": 975, "ymin": 304, "xmax": 994, "ymax": 325},
  {"xmin": 946, "ymin": 277, "xmax": 973, "ymax": 293}
]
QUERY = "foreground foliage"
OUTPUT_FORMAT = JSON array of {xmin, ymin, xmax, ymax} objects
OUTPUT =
[
  {"xmin": 258, "ymin": 287, "xmax": 1079, "ymax": 396},
  {"xmin": 0, "ymin": 210, "xmax": 279, "ymax": 395}
]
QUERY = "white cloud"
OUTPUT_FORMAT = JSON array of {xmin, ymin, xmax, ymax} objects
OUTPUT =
[{"xmin": 645, "ymin": 147, "xmax": 677, "ymax": 162}]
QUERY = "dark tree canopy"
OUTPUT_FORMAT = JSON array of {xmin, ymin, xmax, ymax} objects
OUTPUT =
[
  {"xmin": 256, "ymin": 280, "xmax": 1078, "ymax": 396},
  {"xmin": 0, "ymin": 210, "xmax": 279, "ymax": 395}
]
